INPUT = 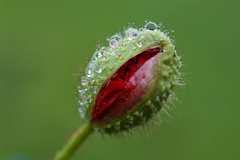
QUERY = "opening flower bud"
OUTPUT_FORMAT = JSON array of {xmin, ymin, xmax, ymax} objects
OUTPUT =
[{"xmin": 77, "ymin": 22, "xmax": 182, "ymax": 134}]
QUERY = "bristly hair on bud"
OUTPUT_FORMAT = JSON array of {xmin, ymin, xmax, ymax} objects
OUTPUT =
[{"xmin": 76, "ymin": 21, "xmax": 184, "ymax": 135}]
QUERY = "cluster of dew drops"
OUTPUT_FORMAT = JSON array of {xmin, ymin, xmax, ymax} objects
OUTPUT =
[{"xmin": 77, "ymin": 21, "xmax": 175, "ymax": 115}]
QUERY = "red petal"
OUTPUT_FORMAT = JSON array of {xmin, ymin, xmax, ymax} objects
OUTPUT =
[{"xmin": 92, "ymin": 47, "xmax": 160, "ymax": 126}]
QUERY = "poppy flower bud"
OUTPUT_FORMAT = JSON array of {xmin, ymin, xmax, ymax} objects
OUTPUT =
[{"xmin": 77, "ymin": 22, "xmax": 182, "ymax": 134}]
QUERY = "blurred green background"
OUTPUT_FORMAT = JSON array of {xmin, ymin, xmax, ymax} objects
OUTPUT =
[{"xmin": 1, "ymin": 0, "xmax": 240, "ymax": 160}]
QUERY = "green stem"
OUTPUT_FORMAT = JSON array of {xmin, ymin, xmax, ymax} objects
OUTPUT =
[{"xmin": 54, "ymin": 122, "xmax": 94, "ymax": 160}]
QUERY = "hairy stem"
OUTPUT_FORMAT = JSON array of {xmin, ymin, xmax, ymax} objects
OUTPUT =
[{"xmin": 54, "ymin": 122, "xmax": 94, "ymax": 160}]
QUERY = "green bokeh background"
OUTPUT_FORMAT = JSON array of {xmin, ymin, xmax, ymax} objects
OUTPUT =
[{"xmin": 1, "ymin": 0, "xmax": 240, "ymax": 160}]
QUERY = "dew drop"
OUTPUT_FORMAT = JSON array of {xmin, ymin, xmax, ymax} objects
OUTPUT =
[
  {"xmin": 125, "ymin": 28, "xmax": 138, "ymax": 40},
  {"xmin": 88, "ymin": 69, "xmax": 92, "ymax": 75},
  {"xmin": 78, "ymin": 105, "xmax": 86, "ymax": 117},
  {"xmin": 94, "ymin": 50, "xmax": 104, "ymax": 60},
  {"xmin": 95, "ymin": 51, "xmax": 102, "ymax": 59},
  {"xmin": 109, "ymin": 35, "xmax": 120, "ymax": 48},
  {"xmin": 78, "ymin": 107, "xmax": 83, "ymax": 113},
  {"xmin": 93, "ymin": 64, "xmax": 102, "ymax": 73},
  {"xmin": 93, "ymin": 50, "xmax": 98, "ymax": 56},
  {"xmin": 100, "ymin": 47, "xmax": 107, "ymax": 53},
  {"xmin": 109, "ymin": 39, "xmax": 118, "ymax": 47},
  {"xmin": 78, "ymin": 85, "xmax": 84, "ymax": 93},
  {"xmin": 79, "ymin": 101, "xmax": 84, "ymax": 107},
  {"xmin": 87, "ymin": 98, "xmax": 92, "ymax": 103},
  {"xmin": 144, "ymin": 22, "xmax": 157, "ymax": 30},
  {"xmin": 86, "ymin": 68, "xmax": 92, "ymax": 77},
  {"xmin": 91, "ymin": 55, "xmax": 97, "ymax": 63},
  {"xmin": 90, "ymin": 86, "xmax": 97, "ymax": 93},
  {"xmin": 98, "ymin": 47, "xmax": 107, "ymax": 61},
  {"xmin": 81, "ymin": 77, "xmax": 87, "ymax": 86}
]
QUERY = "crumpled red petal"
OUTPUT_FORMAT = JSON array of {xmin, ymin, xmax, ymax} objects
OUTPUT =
[{"xmin": 92, "ymin": 48, "xmax": 160, "ymax": 126}]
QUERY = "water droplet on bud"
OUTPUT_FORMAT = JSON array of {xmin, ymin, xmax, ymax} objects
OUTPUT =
[
  {"xmin": 81, "ymin": 76, "xmax": 87, "ymax": 86},
  {"xmin": 125, "ymin": 28, "xmax": 138, "ymax": 40},
  {"xmin": 109, "ymin": 35, "xmax": 120, "ymax": 48},
  {"xmin": 79, "ymin": 101, "xmax": 84, "ymax": 107},
  {"xmin": 93, "ymin": 64, "xmax": 102, "ymax": 73},
  {"xmin": 78, "ymin": 85, "xmax": 84, "ymax": 93},
  {"xmin": 100, "ymin": 47, "xmax": 107, "ymax": 53},
  {"xmin": 90, "ymin": 86, "xmax": 97, "ymax": 93},
  {"xmin": 78, "ymin": 107, "xmax": 83, "ymax": 113},
  {"xmin": 109, "ymin": 39, "xmax": 118, "ymax": 47},
  {"xmin": 86, "ymin": 68, "xmax": 92, "ymax": 77},
  {"xmin": 144, "ymin": 22, "xmax": 157, "ymax": 30}
]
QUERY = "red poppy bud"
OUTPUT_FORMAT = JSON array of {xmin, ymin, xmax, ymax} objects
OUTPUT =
[{"xmin": 77, "ymin": 22, "xmax": 182, "ymax": 134}]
